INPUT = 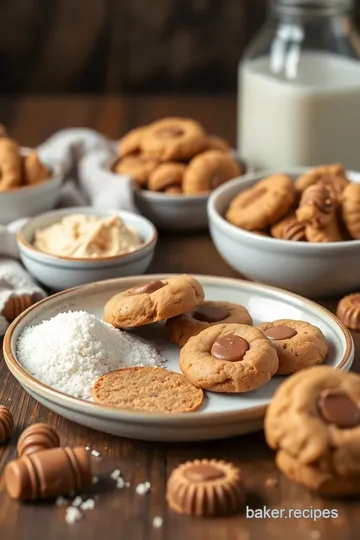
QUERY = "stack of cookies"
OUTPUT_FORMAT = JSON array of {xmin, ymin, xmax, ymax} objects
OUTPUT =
[
  {"xmin": 112, "ymin": 117, "xmax": 243, "ymax": 195},
  {"xmin": 97, "ymin": 275, "xmax": 329, "ymax": 408},
  {"xmin": 226, "ymin": 164, "xmax": 360, "ymax": 242}
]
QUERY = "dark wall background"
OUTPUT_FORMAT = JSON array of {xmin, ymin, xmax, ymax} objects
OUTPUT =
[{"xmin": 0, "ymin": 0, "xmax": 359, "ymax": 94}]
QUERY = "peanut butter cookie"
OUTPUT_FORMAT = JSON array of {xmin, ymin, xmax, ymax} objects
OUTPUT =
[
  {"xmin": 93, "ymin": 367, "xmax": 204, "ymax": 413},
  {"xmin": 265, "ymin": 366, "xmax": 360, "ymax": 496},
  {"xmin": 167, "ymin": 459, "xmax": 245, "ymax": 516},
  {"xmin": 23, "ymin": 152, "xmax": 51, "ymax": 185},
  {"xmin": 167, "ymin": 301, "xmax": 253, "ymax": 347},
  {"xmin": 183, "ymin": 150, "xmax": 241, "ymax": 194},
  {"xmin": 179, "ymin": 323, "xmax": 278, "ymax": 393},
  {"xmin": 206, "ymin": 135, "xmax": 230, "ymax": 153},
  {"xmin": 305, "ymin": 220, "xmax": 342, "ymax": 243},
  {"xmin": 148, "ymin": 163, "xmax": 186, "ymax": 192},
  {"xmin": 113, "ymin": 154, "xmax": 159, "ymax": 187},
  {"xmin": 140, "ymin": 117, "xmax": 207, "ymax": 161},
  {"xmin": 270, "ymin": 213, "xmax": 306, "ymax": 241},
  {"xmin": 296, "ymin": 184, "xmax": 338, "ymax": 228},
  {"xmin": 226, "ymin": 174, "xmax": 295, "ymax": 230},
  {"xmin": 118, "ymin": 126, "xmax": 148, "ymax": 157},
  {"xmin": 341, "ymin": 183, "xmax": 360, "ymax": 239},
  {"xmin": 103, "ymin": 275, "xmax": 205, "ymax": 328},
  {"xmin": 257, "ymin": 319, "xmax": 328, "ymax": 375},
  {"xmin": 0, "ymin": 138, "xmax": 22, "ymax": 191},
  {"xmin": 336, "ymin": 293, "xmax": 360, "ymax": 330},
  {"xmin": 295, "ymin": 164, "xmax": 347, "ymax": 194}
]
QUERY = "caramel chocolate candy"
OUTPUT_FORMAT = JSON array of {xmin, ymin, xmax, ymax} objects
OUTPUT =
[
  {"xmin": 318, "ymin": 390, "xmax": 360, "ymax": 428},
  {"xmin": 211, "ymin": 334, "xmax": 249, "ymax": 362},
  {"xmin": 17, "ymin": 423, "xmax": 60, "ymax": 457},
  {"xmin": 128, "ymin": 280, "xmax": 165, "ymax": 295},
  {"xmin": 264, "ymin": 326, "xmax": 297, "ymax": 340},
  {"xmin": 166, "ymin": 459, "xmax": 245, "ymax": 517},
  {"xmin": 193, "ymin": 305, "xmax": 229, "ymax": 323},
  {"xmin": 5, "ymin": 447, "xmax": 92, "ymax": 501},
  {"xmin": 0, "ymin": 405, "xmax": 13, "ymax": 444}
]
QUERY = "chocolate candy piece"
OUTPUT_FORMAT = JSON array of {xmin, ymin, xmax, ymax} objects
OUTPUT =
[
  {"xmin": 193, "ymin": 305, "xmax": 229, "ymax": 323},
  {"xmin": 17, "ymin": 423, "xmax": 60, "ymax": 457},
  {"xmin": 184, "ymin": 464, "xmax": 225, "ymax": 482},
  {"xmin": 0, "ymin": 405, "xmax": 13, "ymax": 444},
  {"xmin": 211, "ymin": 334, "xmax": 249, "ymax": 362},
  {"xmin": 5, "ymin": 447, "xmax": 92, "ymax": 501},
  {"xmin": 128, "ymin": 280, "xmax": 165, "ymax": 295},
  {"xmin": 264, "ymin": 326, "xmax": 297, "ymax": 340},
  {"xmin": 318, "ymin": 390, "xmax": 360, "ymax": 428}
]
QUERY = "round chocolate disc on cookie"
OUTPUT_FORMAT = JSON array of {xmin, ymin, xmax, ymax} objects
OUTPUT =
[
  {"xmin": 318, "ymin": 390, "xmax": 360, "ymax": 428},
  {"xmin": 211, "ymin": 335, "xmax": 249, "ymax": 362}
]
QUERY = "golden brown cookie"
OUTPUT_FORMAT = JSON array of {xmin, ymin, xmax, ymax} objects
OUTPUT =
[
  {"xmin": 341, "ymin": 183, "xmax": 360, "ymax": 239},
  {"xmin": 296, "ymin": 184, "xmax": 338, "ymax": 228},
  {"xmin": 113, "ymin": 154, "xmax": 159, "ymax": 187},
  {"xmin": 166, "ymin": 459, "xmax": 245, "ymax": 516},
  {"xmin": 118, "ymin": 126, "xmax": 148, "ymax": 157},
  {"xmin": 265, "ymin": 366, "xmax": 360, "ymax": 496},
  {"xmin": 23, "ymin": 152, "xmax": 51, "ymax": 186},
  {"xmin": 103, "ymin": 275, "xmax": 205, "ymax": 328},
  {"xmin": 257, "ymin": 319, "xmax": 328, "ymax": 375},
  {"xmin": 270, "ymin": 213, "xmax": 306, "ymax": 241},
  {"xmin": 226, "ymin": 174, "xmax": 295, "ymax": 230},
  {"xmin": 183, "ymin": 150, "xmax": 241, "ymax": 194},
  {"xmin": 140, "ymin": 117, "xmax": 207, "ymax": 161},
  {"xmin": 336, "ymin": 293, "xmax": 360, "ymax": 330},
  {"xmin": 92, "ymin": 367, "xmax": 204, "ymax": 413},
  {"xmin": 148, "ymin": 163, "xmax": 186, "ymax": 192},
  {"xmin": 305, "ymin": 220, "xmax": 342, "ymax": 243},
  {"xmin": 179, "ymin": 323, "xmax": 278, "ymax": 393},
  {"xmin": 0, "ymin": 138, "xmax": 22, "ymax": 192},
  {"xmin": 206, "ymin": 135, "xmax": 230, "ymax": 153},
  {"xmin": 295, "ymin": 164, "xmax": 347, "ymax": 193},
  {"xmin": 167, "ymin": 301, "xmax": 253, "ymax": 347}
]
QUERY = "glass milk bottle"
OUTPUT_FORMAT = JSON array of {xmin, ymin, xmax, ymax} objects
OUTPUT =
[{"xmin": 238, "ymin": 0, "xmax": 360, "ymax": 170}]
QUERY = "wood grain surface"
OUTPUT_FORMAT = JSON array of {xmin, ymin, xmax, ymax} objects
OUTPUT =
[{"xmin": 0, "ymin": 96, "xmax": 360, "ymax": 540}]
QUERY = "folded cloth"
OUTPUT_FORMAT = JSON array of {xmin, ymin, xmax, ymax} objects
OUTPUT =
[
  {"xmin": 0, "ymin": 259, "xmax": 46, "ymax": 335},
  {"xmin": 0, "ymin": 128, "xmax": 136, "ymax": 335}
]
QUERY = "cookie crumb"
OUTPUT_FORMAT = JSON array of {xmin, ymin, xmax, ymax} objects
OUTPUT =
[
  {"xmin": 265, "ymin": 477, "xmax": 278, "ymax": 487},
  {"xmin": 136, "ymin": 481, "xmax": 151, "ymax": 495},
  {"xmin": 91, "ymin": 449, "xmax": 100, "ymax": 458},
  {"xmin": 110, "ymin": 469, "xmax": 121, "ymax": 480},
  {"xmin": 116, "ymin": 477, "xmax": 125, "ymax": 490},
  {"xmin": 72, "ymin": 496, "xmax": 83, "ymax": 507},
  {"xmin": 80, "ymin": 499, "xmax": 95, "ymax": 511},
  {"xmin": 55, "ymin": 496, "xmax": 67, "ymax": 507},
  {"xmin": 92, "ymin": 476, "xmax": 99, "ymax": 484},
  {"xmin": 152, "ymin": 517, "xmax": 163, "ymax": 528},
  {"xmin": 65, "ymin": 507, "xmax": 82, "ymax": 524}
]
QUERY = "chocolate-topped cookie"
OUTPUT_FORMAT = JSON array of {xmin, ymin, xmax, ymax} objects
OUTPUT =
[
  {"xmin": 265, "ymin": 366, "xmax": 360, "ymax": 496},
  {"xmin": 103, "ymin": 275, "xmax": 204, "ymax": 328},
  {"xmin": 257, "ymin": 319, "xmax": 328, "ymax": 375},
  {"xmin": 166, "ymin": 300, "xmax": 252, "ymax": 347},
  {"xmin": 179, "ymin": 323, "xmax": 278, "ymax": 393}
]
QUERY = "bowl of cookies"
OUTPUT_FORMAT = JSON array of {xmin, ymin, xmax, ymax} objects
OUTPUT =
[
  {"xmin": 17, "ymin": 207, "xmax": 157, "ymax": 290},
  {"xmin": 208, "ymin": 164, "xmax": 360, "ymax": 297},
  {"xmin": 0, "ymin": 137, "xmax": 63, "ymax": 225},
  {"xmin": 111, "ymin": 117, "xmax": 243, "ymax": 230}
]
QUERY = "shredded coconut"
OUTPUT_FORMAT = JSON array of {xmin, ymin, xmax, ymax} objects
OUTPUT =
[
  {"xmin": 91, "ymin": 450, "xmax": 100, "ymax": 458},
  {"xmin": 136, "ymin": 481, "xmax": 151, "ymax": 495},
  {"xmin": 152, "ymin": 517, "xmax": 163, "ymax": 528},
  {"xmin": 72, "ymin": 496, "xmax": 83, "ymax": 507},
  {"xmin": 65, "ymin": 507, "xmax": 82, "ymax": 524},
  {"xmin": 116, "ymin": 477, "xmax": 125, "ymax": 490},
  {"xmin": 80, "ymin": 499, "xmax": 95, "ymax": 511},
  {"xmin": 110, "ymin": 469, "xmax": 121, "ymax": 480},
  {"xmin": 17, "ymin": 311, "xmax": 165, "ymax": 399}
]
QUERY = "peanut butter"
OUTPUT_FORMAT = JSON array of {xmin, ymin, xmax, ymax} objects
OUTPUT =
[{"xmin": 34, "ymin": 214, "xmax": 143, "ymax": 258}]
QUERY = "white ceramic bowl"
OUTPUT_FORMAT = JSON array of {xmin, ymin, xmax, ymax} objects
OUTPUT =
[
  {"xmin": 0, "ymin": 148, "xmax": 63, "ymax": 225},
  {"xmin": 134, "ymin": 187, "xmax": 208, "ymax": 230},
  {"xmin": 208, "ymin": 168, "xmax": 360, "ymax": 298},
  {"xmin": 17, "ymin": 207, "xmax": 158, "ymax": 290}
]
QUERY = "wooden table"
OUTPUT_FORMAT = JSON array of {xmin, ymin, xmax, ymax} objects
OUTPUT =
[{"xmin": 0, "ymin": 96, "xmax": 359, "ymax": 540}]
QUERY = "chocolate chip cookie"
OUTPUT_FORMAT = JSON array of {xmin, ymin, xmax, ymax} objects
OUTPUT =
[
  {"xmin": 179, "ymin": 323, "xmax": 278, "ymax": 393},
  {"xmin": 167, "ymin": 300, "xmax": 253, "ymax": 347}
]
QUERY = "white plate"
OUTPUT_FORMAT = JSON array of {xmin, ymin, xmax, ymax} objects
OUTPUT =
[{"xmin": 3, "ymin": 275, "xmax": 354, "ymax": 441}]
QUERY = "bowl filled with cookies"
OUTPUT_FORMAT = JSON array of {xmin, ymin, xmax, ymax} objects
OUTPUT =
[
  {"xmin": 3, "ymin": 273, "xmax": 353, "ymax": 441},
  {"xmin": 111, "ymin": 117, "xmax": 243, "ymax": 230},
  {"xmin": 0, "ymin": 137, "xmax": 63, "ymax": 225},
  {"xmin": 208, "ymin": 164, "xmax": 360, "ymax": 297},
  {"xmin": 17, "ymin": 207, "xmax": 157, "ymax": 290}
]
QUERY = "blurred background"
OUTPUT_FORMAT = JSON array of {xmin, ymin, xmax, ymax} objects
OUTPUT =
[{"xmin": 2, "ymin": 0, "xmax": 358, "ymax": 95}]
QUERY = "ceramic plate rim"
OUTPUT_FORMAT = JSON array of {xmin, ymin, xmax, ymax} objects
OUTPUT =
[{"xmin": 3, "ymin": 274, "xmax": 354, "ymax": 426}]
